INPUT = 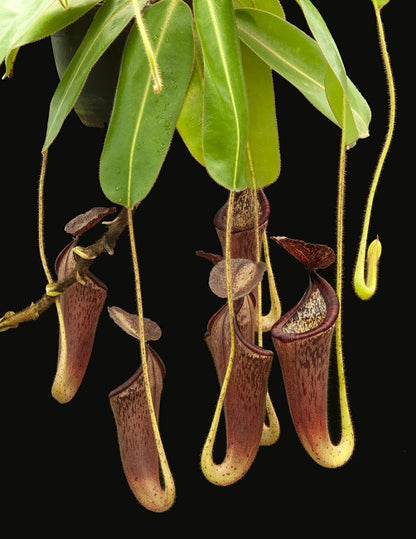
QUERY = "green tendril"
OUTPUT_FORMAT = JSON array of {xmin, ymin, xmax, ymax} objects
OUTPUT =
[{"xmin": 353, "ymin": 1, "xmax": 395, "ymax": 300}]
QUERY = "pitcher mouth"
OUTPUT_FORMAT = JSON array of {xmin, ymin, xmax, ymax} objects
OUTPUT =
[
  {"xmin": 271, "ymin": 271, "xmax": 339, "ymax": 343},
  {"xmin": 213, "ymin": 189, "xmax": 270, "ymax": 233}
]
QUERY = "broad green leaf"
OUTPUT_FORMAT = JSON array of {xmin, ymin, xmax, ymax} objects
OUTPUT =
[
  {"xmin": 194, "ymin": 0, "xmax": 249, "ymax": 192},
  {"xmin": 100, "ymin": 0, "xmax": 194, "ymax": 208},
  {"xmin": 324, "ymin": 67, "xmax": 359, "ymax": 146},
  {"xmin": 346, "ymin": 79, "xmax": 371, "ymax": 140},
  {"xmin": 43, "ymin": 0, "xmax": 136, "ymax": 150},
  {"xmin": 0, "ymin": 0, "xmax": 101, "ymax": 71},
  {"xmin": 241, "ymin": 42, "xmax": 280, "ymax": 188},
  {"xmin": 176, "ymin": 23, "xmax": 205, "ymax": 165},
  {"xmin": 296, "ymin": 0, "xmax": 347, "ymax": 88},
  {"xmin": 235, "ymin": 8, "xmax": 370, "ymax": 144},
  {"xmin": 296, "ymin": 0, "xmax": 366, "ymax": 146},
  {"xmin": 177, "ymin": 0, "xmax": 284, "ymax": 169},
  {"xmin": 232, "ymin": 0, "xmax": 284, "ymax": 17},
  {"xmin": 236, "ymin": 9, "xmax": 335, "ymax": 121}
]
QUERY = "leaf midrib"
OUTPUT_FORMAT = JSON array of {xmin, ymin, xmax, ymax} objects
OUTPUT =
[
  {"xmin": 236, "ymin": 11, "xmax": 367, "ymax": 134},
  {"xmin": 237, "ymin": 22, "xmax": 324, "ymax": 90},
  {"xmin": 127, "ymin": 0, "xmax": 177, "ymax": 207},
  {"xmin": 207, "ymin": 2, "xmax": 242, "ymax": 191}
]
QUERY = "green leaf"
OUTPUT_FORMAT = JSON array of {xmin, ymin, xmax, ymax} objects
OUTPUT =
[
  {"xmin": 236, "ymin": 9, "xmax": 335, "ymax": 120},
  {"xmin": 177, "ymin": 0, "xmax": 284, "ymax": 170},
  {"xmin": 0, "ymin": 0, "xmax": 101, "ymax": 71},
  {"xmin": 235, "ymin": 8, "xmax": 370, "ymax": 145},
  {"xmin": 296, "ymin": 0, "xmax": 347, "ymax": 88},
  {"xmin": 100, "ymin": 0, "xmax": 194, "ymax": 208},
  {"xmin": 241, "ymin": 42, "xmax": 280, "ymax": 188},
  {"xmin": 346, "ymin": 79, "xmax": 371, "ymax": 140},
  {"xmin": 296, "ymin": 0, "xmax": 368, "ymax": 146},
  {"xmin": 232, "ymin": 0, "xmax": 284, "ymax": 17},
  {"xmin": 43, "ymin": 0, "xmax": 136, "ymax": 150},
  {"xmin": 176, "ymin": 23, "xmax": 205, "ymax": 166},
  {"xmin": 324, "ymin": 67, "xmax": 359, "ymax": 146},
  {"xmin": 194, "ymin": 0, "xmax": 249, "ymax": 192}
]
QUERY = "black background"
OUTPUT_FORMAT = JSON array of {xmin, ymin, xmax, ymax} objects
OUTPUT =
[{"xmin": 1, "ymin": 1, "xmax": 409, "ymax": 532}]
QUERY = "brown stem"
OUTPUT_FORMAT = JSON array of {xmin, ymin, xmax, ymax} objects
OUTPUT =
[{"xmin": 0, "ymin": 207, "xmax": 129, "ymax": 332}]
